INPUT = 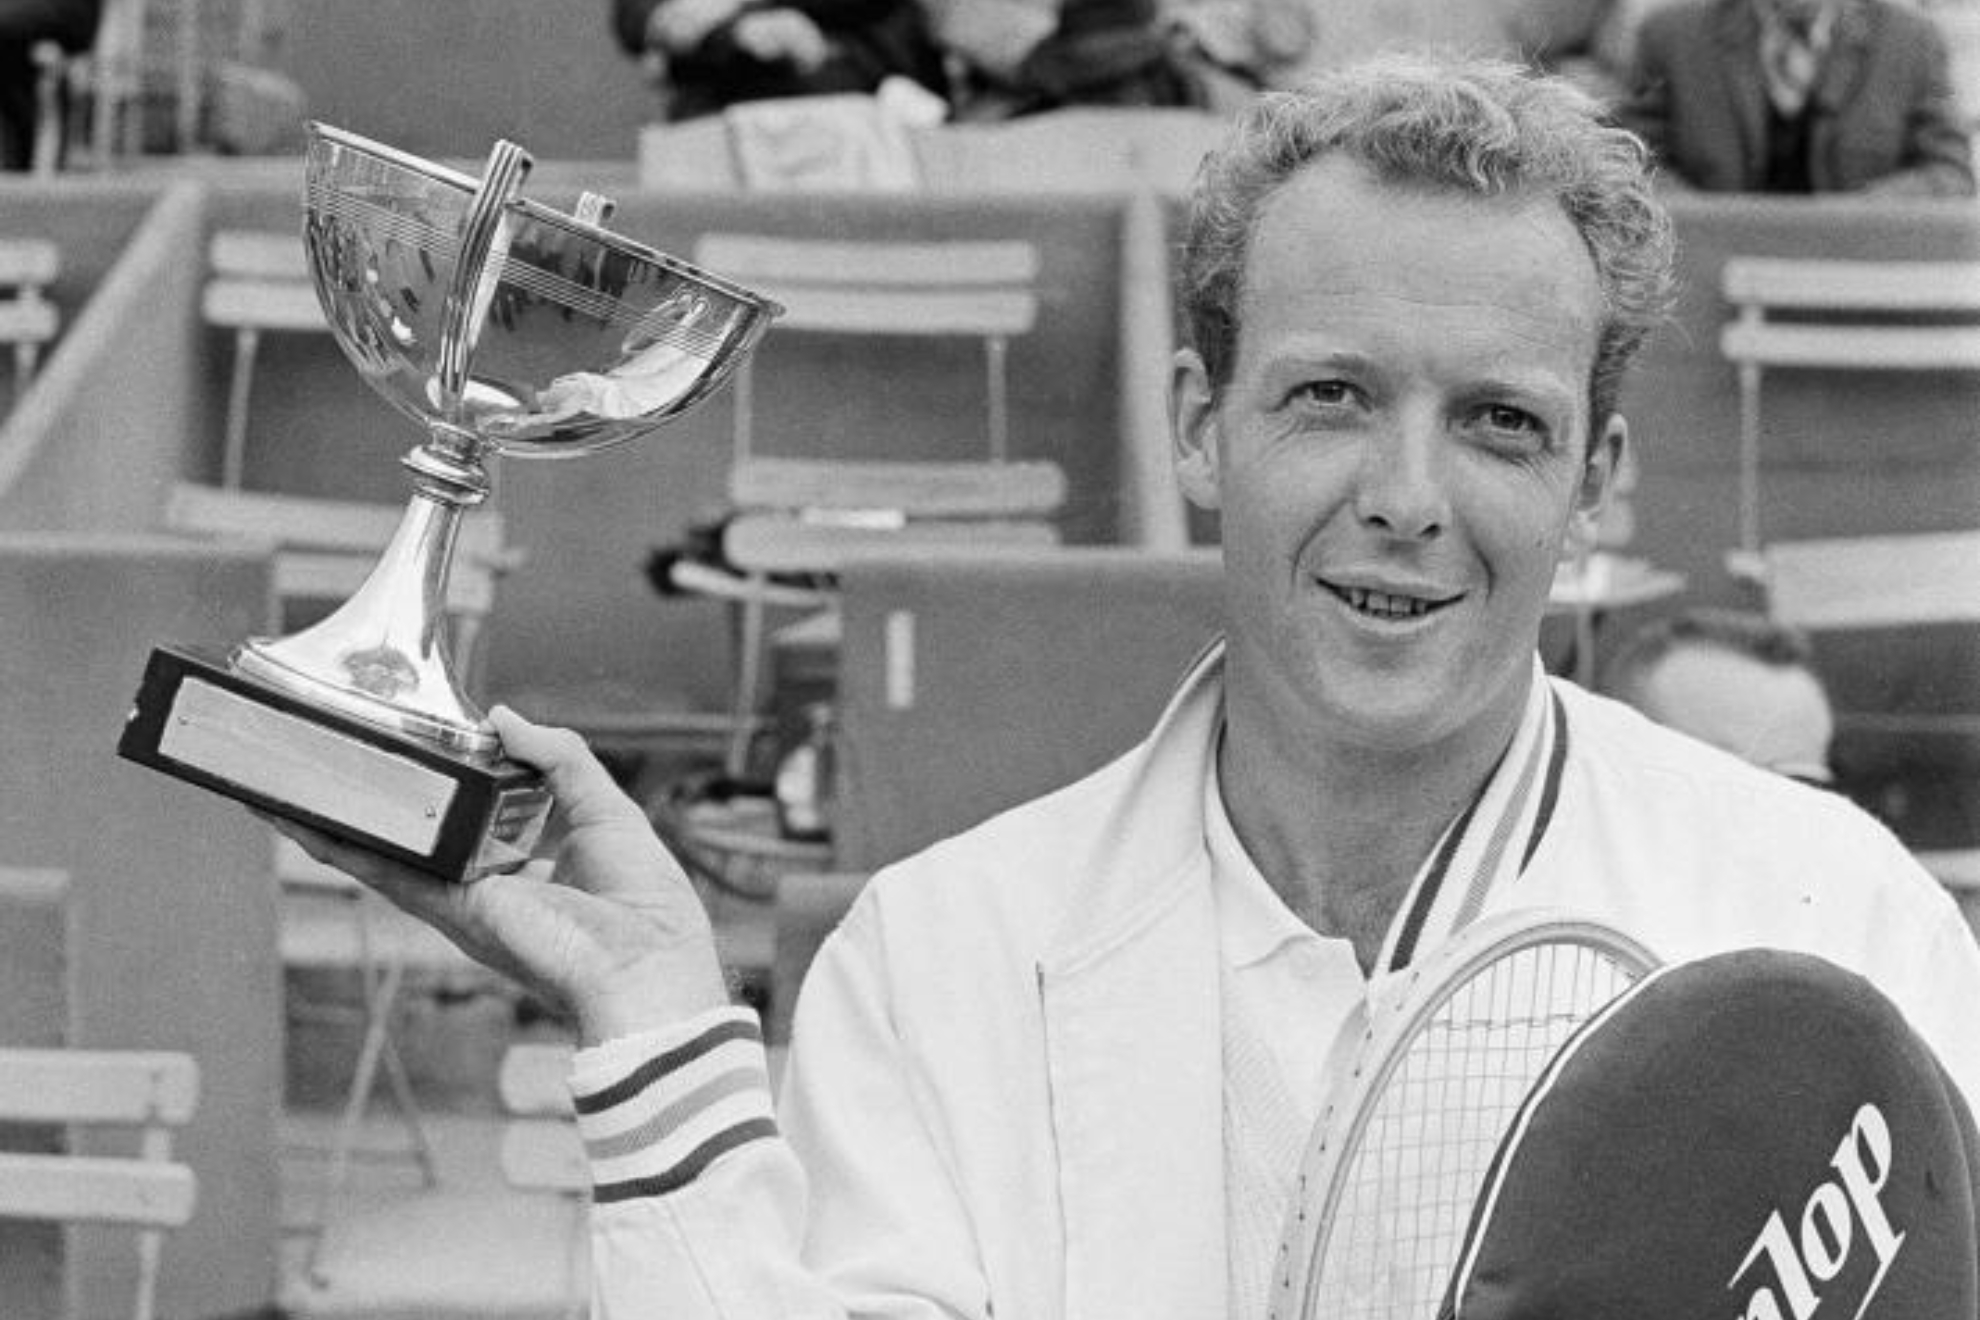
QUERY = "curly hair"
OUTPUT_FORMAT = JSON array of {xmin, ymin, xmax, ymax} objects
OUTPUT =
[{"xmin": 1180, "ymin": 52, "xmax": 1676, "ymax": 428}]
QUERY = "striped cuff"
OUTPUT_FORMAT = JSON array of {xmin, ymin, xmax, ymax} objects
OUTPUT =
[{"xmin": 569, "ymin": 1006, "xmax": 778, "ymax": 1204}]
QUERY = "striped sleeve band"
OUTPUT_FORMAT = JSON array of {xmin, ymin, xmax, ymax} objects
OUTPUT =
[{"xmin": 568, "ymin": 1006, "xmax": 778, "ymax": 1203}]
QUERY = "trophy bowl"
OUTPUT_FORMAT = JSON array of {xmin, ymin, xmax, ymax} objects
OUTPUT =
[
  {"xmin": 119, "ymin": 125, "xmax": 781, "ymax": 881},
  {"xmin": 302, "ymin": 122, "xmax": 777, "ymax": 458}
]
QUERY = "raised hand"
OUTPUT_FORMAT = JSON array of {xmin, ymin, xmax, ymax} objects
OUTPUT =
[{"xmin": 268, "ymin": 706, "xmax": 730, "ymax": 1046}]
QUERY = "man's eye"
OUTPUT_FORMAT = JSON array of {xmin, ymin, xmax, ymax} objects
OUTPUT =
[
  {"xmin": 1478, "ymin": 404, "xmax": 1543, "ymax": 436},
  {"xmin": 1293, "ymin": 381, "xmax": 1356, "ymax": 407}
]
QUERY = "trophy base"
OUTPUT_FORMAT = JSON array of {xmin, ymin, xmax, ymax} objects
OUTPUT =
[{"xmin": 118, "ymin": 644, "xmax": 551, "ymax": 882}]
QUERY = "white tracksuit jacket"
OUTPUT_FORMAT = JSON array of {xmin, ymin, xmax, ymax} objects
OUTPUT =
[{"xmin": 569, "ymin": 645, "xmax": 1980, "ymax": 1319}]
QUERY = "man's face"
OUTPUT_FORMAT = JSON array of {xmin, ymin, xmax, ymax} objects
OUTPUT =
[{"xmin": 1172, "ymin": 156, "xmax": 1622, "ymax": 753}]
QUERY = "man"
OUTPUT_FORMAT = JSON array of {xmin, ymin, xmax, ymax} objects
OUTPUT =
[
  {"xmin": 612, "ymin": 0, "xmax": 943, "ymax": 122},
  {"xmin": 1617, "ymin": 0, "xmax": 1975, "ymax": 196},
  {"xmin": 1604, "ymin": 607, "xmax": 1837, "ymax": 787},
  {"xmin": 285, "ymin": 54, "xmax": 1980, "ymax": 1318}
]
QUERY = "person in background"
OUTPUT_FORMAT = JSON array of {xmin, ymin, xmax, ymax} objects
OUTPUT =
[
  {"xmin": 613, "ymin": 0, "xmax": 944, "ymax": 121},
  {"xmin": 1603, "ymin": 607, "xmax": 1836, "ymax": 787},
  {"xmin": 1158, "ymin": 0, "xmax": 1314, "ymax": 110},
  {"xmin": 1617, "ymin": 0, "xmax": 1975, "ymax": 195},
  {"xmin": 925, "ymin": 0, "xmax": 1216, "ymax": 119},
  {"xmin": 279, "ymin": 54, "xmax": 1980, "ymax": 1318},
  {"xmin": 0, "ymin": 0, "xmax": 101, "ymax": 171}
]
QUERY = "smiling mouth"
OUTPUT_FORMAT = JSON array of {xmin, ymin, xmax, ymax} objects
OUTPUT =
[{"xmin": 1320, "ymin": 581, "xmax": 1461, "ymax": 621}]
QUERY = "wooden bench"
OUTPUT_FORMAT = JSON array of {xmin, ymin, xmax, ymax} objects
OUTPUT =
[{"xmin": 0, "ymin": 237, "xmax": 61, "ymax": 392}]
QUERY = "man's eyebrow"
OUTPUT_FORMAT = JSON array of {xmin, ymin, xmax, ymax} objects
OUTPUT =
[
  {"xmin": 1460, "ymin": 374, "xmax": 1579, "ymax": 405},
  {"xmin": 1258, "ymin": 347, "xmax": 1382, "ymax": 377}
]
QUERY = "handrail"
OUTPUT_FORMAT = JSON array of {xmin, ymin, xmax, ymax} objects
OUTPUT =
[{"xmin": 0, "ymin": 180, "xmax": 207, "ymax": 526}]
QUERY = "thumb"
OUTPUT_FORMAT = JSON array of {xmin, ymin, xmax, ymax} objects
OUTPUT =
[{"xmin": 489, "ymin": 706, "xmax": 646, "ymax": 831}]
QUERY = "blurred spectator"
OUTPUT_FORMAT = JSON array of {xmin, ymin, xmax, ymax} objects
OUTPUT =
[
  {"xmin": 926, "ymin": 0, "xmax": 1306, "ymax": 118},
  {"xmin": 614, "ymin": 0, "xmax": 944, "ymax": 120},
  {"xmin": 1604, "ymin": 608, "xmax": 1837, "ymax": 787},
  {"xmin": 0, "ymin": 0, "xmax": 101, "ymax": 170},
  {"xmin": 1254, "ymin": 0, "xmax": 1626, "ymax": 94},
  {"xmin": 1162, "ymin": 0, "xmax": 1314, "ymax": 107},
  {"xmin": 1616, "ymin": 0, "xmax": 1975, "ymax": 195}
]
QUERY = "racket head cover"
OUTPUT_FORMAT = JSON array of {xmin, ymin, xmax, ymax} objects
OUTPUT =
[{"xmin": 1442, "ymin": 947, "xmax": 1980, "ymax": 1320}]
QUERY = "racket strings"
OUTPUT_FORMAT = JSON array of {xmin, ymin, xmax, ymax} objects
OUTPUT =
[{"xmin": 1308, "ymin": 942, "xmax": 1641, "ymax": 1319}]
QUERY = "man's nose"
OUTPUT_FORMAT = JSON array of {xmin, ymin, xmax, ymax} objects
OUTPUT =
[{"xmin": 1352, "ymin": 417, "xmax": 1449, "ymax": 540}]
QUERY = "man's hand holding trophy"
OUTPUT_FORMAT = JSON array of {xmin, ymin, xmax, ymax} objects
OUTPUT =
[{"xmin": 118, "ymin": 124, "xmax": 780, "ymax": 883}]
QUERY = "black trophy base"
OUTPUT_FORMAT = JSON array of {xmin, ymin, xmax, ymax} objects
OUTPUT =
[{"xmin": 118, "ymin": 644, "xmax": 551, "ymax": 882}]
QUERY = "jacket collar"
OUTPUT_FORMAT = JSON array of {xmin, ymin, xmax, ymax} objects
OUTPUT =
[
  {"xmin": 1040, "ymin": 636, "xmax": 1227, "ymax": 974},
  {"xmin": 1035, "ymin": 638, "xmax": 1229, "ymax": 1320},
  {"xmin": 1040, "ymin": 641, "xmax": 1568, "ymax": 971}
]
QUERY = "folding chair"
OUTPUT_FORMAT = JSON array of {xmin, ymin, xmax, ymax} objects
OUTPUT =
[
  {"xmin": 0, "ymin": 238, "xmax": 61, "ymax": 399},
  {"xmin": 1546, "ymin": 448, "xmax": 1685, "ymax": 686},
  {"xmin": 1760, "ymin": 529, "xmax": 1980, "ymax": 905},
  {"xmin": 0, "ymin": 1047, "xmax": 199, "ymax": 1320},
  {"xmin": 200, "ymin": 229, "xmax": 332, "ymax": 491},
  {"xmin": 1719, "ymin": 256, "xmax": 1980, "ymax": 573},
  {"xmin": 1756, "ymin": 529, "xmax": 1980, "ymax": 740},
  {"xmin": 672, "ymin": 233, "xmax": 1064, "ymax": 780}
]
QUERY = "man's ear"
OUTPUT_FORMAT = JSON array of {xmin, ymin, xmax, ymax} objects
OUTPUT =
[
  {"xmin": 1566, "ymin": 414, "xmax": 1628, "ymax": 551},
  {"xmin": 1170, "ymin": 348, "xmax": 1223, "ymax": 512}
]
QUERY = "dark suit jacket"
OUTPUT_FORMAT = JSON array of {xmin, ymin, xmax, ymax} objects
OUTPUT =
[{"xmin": 1618, "ymin": 0, "xmax": 1975, "ymax": 197}]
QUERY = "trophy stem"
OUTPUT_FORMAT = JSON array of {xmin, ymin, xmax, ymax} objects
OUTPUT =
[{"xmin": 234, "ymin": 485, "xmax": 497, "ymax": 756}]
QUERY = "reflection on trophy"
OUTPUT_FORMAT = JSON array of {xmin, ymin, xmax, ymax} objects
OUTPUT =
[{"xmin": 118, "ymin": 124, "xmax": 781, "ymax": 881}]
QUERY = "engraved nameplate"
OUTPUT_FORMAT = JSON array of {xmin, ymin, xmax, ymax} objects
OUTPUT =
[{"xmin": 158, "ymin": 677, "xmax": 456, "ymax": 854}]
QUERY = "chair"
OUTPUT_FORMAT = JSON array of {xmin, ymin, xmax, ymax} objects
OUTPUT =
[
  {"xmin": 1719, "ymin": 257, "xmax": 1980, "ymax": 571},
  {"xmin": 1546, "ymin": 448, "xmax": 1685, "ymax": 687},
  {"xmin": 674, "ymin": 233, "xmax": 1064, "ymax": 779},
  {"xmin": 0, "ymin": 238, "xmax": 61, "ymax": 399},
  {"xmin": 200, "ymin": 229, "xmax": 333, "ymax": 491},
  {"xmin": 1755, "ymin": 529, "xmax": 1980, "ymax": 742},
  {"xmin": 161, "ymin": 480, "xmax": 521, "ymax": 1278},
  {"xmin": 0, "ymin": 1047, "xmax": 199, "ymax": 1320}
]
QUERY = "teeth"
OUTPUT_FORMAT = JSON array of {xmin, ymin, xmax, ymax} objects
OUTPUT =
[{"xmin": 1341, "ymin": 586, "xmax": 1432, "ymax": 619}]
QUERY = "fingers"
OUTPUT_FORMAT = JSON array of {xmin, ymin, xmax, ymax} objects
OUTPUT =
[
  {"xmin": 260, "ymin": 810, "xmax": 554, "ymax": 994},
  {"xmin": 489, "ymin": 706, "xmax": 647, "ymax": 831}
]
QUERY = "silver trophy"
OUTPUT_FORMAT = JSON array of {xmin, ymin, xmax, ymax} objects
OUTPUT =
[{"xmin": 121, "ymin": 124, "xmax": 780, "ymax": 880}]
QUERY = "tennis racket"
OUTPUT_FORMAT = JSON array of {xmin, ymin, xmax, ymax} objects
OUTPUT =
[{"xmin": 1267, "ymin": 908, "xmax": 1660, "ymax": 1320}]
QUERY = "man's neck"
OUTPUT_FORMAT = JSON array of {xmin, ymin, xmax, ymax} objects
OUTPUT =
[{"xmin": 1216, "ymin": 669, "xmax": 1530, "ymax": 974}]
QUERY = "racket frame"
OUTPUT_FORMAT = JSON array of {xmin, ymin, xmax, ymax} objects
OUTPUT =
[{"xmin": 1267, "ymin": 908, "xmax": 1661, "ymax": 1320}]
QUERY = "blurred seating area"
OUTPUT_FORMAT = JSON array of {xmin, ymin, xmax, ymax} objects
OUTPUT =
[
  {"xmin": 6, "ymin": 0, "xmax": 1975, "ymax": 176},
  {"xmin": 0, "ymin": 1, "xmax": 1977, "ymax": 1317}
]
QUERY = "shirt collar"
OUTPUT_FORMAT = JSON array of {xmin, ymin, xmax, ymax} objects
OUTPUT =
[
  {"xmin": 1204, "ymin": 731, "xmax": 1322, "ymax": 970},
  {"xmin": 1199, "ymin": 654, "xmax": 1568, "ymax": 977}
]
